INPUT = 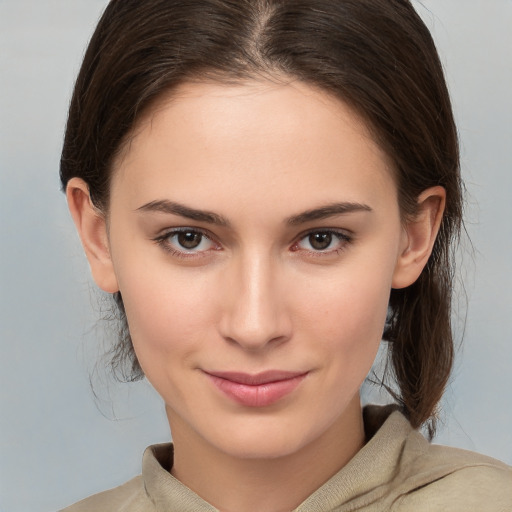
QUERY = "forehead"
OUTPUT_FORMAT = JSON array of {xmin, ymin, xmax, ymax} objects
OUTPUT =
[{"xmin": 111, "ymin": 79, "xmax": 397, "ymax": 216}]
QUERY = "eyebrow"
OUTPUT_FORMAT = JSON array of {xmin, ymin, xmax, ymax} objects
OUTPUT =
[
  {"xmin": 136, "ymin": 199, "xmax": 372, "ymax": 227},
  {"xmin": 136, "ymin": 200, "xmax": 231, "ymax": 226},
  {"xmin": 286, "ymin": 202, "xmax": 372, "ymax": 225}
]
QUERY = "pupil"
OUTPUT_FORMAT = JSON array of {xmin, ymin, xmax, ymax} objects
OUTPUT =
[
  {"xmin": 178, "ymin": 231, "xmax": 202, "ymax": 249},
  {"xmin": 310, "ymin": 232, "xmax": 332, "ymax": 250}
]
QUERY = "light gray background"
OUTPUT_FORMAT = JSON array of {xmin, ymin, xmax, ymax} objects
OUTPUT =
[{"xmin": 1, "ymin": 1, "xmax": 511, "ymax": 511}]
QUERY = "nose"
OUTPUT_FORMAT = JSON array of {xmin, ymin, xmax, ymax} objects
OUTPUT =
[{"xmin": 218, "ymin": 252, "xmax": 292, "ymax": 351}]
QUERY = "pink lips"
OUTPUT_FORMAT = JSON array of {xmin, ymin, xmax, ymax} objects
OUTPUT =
[{"xmin": 204, "ymin": 370, "xmax": 308, "ymax": 407}]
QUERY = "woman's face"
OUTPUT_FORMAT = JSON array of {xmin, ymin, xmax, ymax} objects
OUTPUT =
[{"xmin": 105, "ymin": 80, "xmax": 409, "ymax": 459}]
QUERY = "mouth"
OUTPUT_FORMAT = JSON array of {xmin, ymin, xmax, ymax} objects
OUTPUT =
[{"xmin": 203, "ymin": 370, "xmax": 309, "ymax": 407}]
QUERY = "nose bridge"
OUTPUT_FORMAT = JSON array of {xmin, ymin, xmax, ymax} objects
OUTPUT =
[{"xmin": 220, "ymin": 249, "xmax": 290, "ymax": 350}]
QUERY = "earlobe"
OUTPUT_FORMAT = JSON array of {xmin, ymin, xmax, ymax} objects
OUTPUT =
[
  {"xmin": 392, "ymin": 186, "xmax": 446, "ymax": 289},
  {"xmin": 66, "ymin": 178, "xmax": 119, "ymax": 293}
]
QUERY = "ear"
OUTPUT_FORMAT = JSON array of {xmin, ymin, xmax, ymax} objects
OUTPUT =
[
  {"xmin": 392, "ymin": 186, "xmax": 446, "ymax": 289},
  {"xmin": 66, "ymin": 177, "xmax": 119, "ymax": 293}
]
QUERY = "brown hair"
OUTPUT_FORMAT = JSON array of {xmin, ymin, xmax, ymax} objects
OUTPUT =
[{"xmin": 60, "ymin": 0, "xmax": 463, "ymax": 435}]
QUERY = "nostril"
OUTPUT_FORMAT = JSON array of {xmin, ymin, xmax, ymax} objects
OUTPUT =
[{"xmin": 224, "ymin": 333, "xmax": 290, "ymax": 350}]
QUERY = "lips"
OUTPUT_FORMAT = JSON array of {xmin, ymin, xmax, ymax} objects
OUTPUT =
[{"xmin": 203, "ymin": 370, "xmax": 308, "ymax": 407}]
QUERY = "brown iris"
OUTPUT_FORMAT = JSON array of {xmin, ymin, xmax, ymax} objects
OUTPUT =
[
  {"xmin": 309, "ymin": 232, "xmax": 332, "ymax": 250},
  {"xmin": 177, "ymin": 231, "xmax": 203, "ymax": 249}
]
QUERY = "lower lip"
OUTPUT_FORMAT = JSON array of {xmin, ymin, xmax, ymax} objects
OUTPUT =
[{"xmin": 205, "ymin": 373, "xmax": 308, "ymax": 407}]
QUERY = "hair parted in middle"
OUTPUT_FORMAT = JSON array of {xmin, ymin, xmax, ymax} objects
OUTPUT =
[{"xmin": 60, "ymin": 0, "xmax": 463, "ymax": 436}]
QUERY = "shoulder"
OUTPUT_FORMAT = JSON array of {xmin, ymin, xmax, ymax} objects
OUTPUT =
[
  {"xmin": 393, "ymin": 435, "xmax": 512, "ymax": 511},
  {"xmin": 59, "ymin": 475, "xmax": 154, "ymax": 512}
]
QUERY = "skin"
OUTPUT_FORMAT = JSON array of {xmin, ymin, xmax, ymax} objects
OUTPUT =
[{"xmin": 68, "ymin": 79, "xmax": 445, "ymax": 512}]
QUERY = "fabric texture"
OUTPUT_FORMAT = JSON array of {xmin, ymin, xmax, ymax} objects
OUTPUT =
[{"xmin": 60, "ymin": 405, "xmax": 512, "ymax": 511}]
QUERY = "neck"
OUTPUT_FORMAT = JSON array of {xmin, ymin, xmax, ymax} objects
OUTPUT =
[{"xmin": 168, "ymin": 396, "xmax": 365, "ymax": 512}]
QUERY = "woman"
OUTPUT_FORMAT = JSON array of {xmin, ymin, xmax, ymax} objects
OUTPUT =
[{"xmin": 59, "ymin": 0, "xmax": 511, "ymax": 510}]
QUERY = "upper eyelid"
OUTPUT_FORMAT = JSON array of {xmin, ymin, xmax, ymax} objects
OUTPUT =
[
  {"xmin": 155, "ymin": 226, "xmax": 215, "ymax": 240},
  {"xmin": 293, "ymin": 227, "xmax": 353, "ymax": 242}
]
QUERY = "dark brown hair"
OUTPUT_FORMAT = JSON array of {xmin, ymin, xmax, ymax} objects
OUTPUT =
[{"xmin": 60, "ymin": 0, "xmax": 463, "ymax": 435}]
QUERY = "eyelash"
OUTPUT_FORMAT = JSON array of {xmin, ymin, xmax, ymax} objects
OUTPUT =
[
  {"xmin": 153, "ymin": 228, "xmax": 353, "ymax": 259},
  {"xmin": 290, "ymin": 229, "xmax": 353, "ymax": 257},
  {"xmin": 153, "ymin": 227, "xmax": 219, "ymax": 259}
]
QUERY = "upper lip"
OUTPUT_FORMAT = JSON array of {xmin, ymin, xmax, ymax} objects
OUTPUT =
[{"xmin": 203, "ymin": 370, "xmax": 308, "ymax": 386}]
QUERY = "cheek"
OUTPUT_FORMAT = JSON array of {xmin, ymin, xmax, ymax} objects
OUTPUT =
[
  {"xmin": 300, "ymin": 265, "xmax": 391, "ymax": 338},
  {"xmin": 295, "ymin": 261, "xmax": 393, "ymax": 378},
  {"xmin": 119, "ymin": 273, "xmax": 219, "ymax": 413},
  {"xmin": 115, "ymin": 259, "xmax": 217, "ymax": 373}
]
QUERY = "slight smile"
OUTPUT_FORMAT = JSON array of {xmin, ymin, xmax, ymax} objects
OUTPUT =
[{"xmin": 203, "ymin": 370, "xmax": 310, "ymax": 407}]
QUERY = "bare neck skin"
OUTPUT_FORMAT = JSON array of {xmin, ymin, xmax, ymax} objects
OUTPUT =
[{"xmin": 168, "ymin": 394, "xmax": 364, "ymax": 512}]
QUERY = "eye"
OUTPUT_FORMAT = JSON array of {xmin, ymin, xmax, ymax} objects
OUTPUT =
[
  {"xmin": 154, "ymin": 228, "xmax": 218, "ymax": 256},
  {"xmin": 291, "ymin": 230, "xmax": 351, "ymax": 254}
]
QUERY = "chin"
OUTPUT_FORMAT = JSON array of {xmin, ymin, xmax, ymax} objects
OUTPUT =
[{"xmin": 204, "ymin": 418, "xmax": 320, "ymax": 461}]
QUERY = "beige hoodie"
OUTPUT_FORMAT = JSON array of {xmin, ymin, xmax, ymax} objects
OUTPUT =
[{"xmin": 61, "ymin": 405, "xmax": 512, "ymax": 512}]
